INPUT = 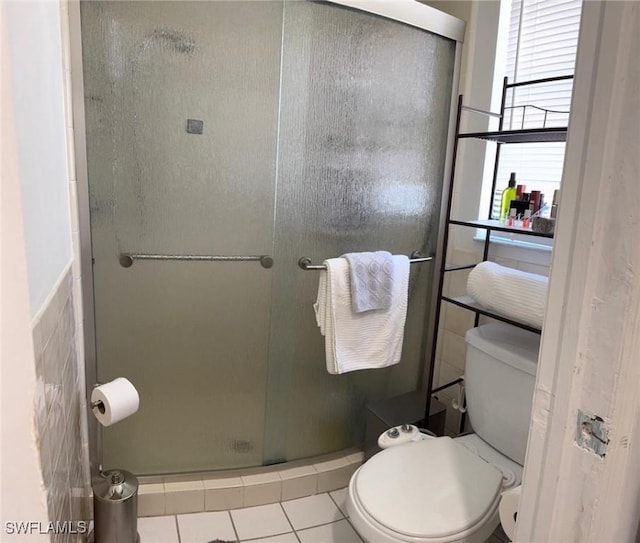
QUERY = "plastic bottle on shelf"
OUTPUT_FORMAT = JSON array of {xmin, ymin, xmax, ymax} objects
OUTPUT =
[
  {"xmin": 500, "ymin": 172, "xmax": 517, "ymax": 221},
  {"xmin": 530, "ymin": 190, "xmax": 542, "ymax": 214}
]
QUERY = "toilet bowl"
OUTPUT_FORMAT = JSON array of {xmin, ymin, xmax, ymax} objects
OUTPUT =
[
  {"xmin": 347, "ymin": 435, "xmax": 521, "ymax": 543},
  {"xmin": 347, "ymin": 323, "xmax": 539, "ymax": 543}
]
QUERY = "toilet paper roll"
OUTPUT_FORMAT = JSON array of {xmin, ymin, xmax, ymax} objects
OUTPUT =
[
  {"xmin": 91, "ymin": 378, "xmax": 139, "ymax": 427},
  {"xmin": 499, "ymin": 485, "xmax": 521, "ymax": 542}
]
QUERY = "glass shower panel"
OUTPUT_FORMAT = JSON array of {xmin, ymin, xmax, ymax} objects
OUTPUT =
[
  {"xmin": 81, "ymin": 1, "xmax": 283, "ymax": 474},
  {"xmin": 265, "ymin": 2, "xmax": 456, "ymax": 462}
]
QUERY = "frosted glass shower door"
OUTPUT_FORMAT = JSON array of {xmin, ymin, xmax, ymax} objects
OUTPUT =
[
  {"xmin": 82, "ymin": 0, "xmax": 457, "ymax": 474},
  {"xmin": 264, "ymin": 1, "xmax": 456, "ymax": 463},
  {"xmin": 81, "ymin": 1, "xmax": 284, "ymax": 474}
]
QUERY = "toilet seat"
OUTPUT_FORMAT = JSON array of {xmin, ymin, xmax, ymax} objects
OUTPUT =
[
  {"xmin": 349, "ymin": 437, "xmax": 503, "ymax": 542},
  {"xmin": 454, "ymin": 433, "xmax": 523, "ymax": 490}
]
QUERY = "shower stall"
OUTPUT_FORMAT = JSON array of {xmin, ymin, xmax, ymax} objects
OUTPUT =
[{"xmin": 76, "ymin": 0, "xmax": 463, "ymax": 476}]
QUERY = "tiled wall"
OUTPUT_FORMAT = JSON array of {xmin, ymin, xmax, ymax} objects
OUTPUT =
[
  {"xmin": 32, "ymin": 266, "xmax": 91, "ymax": 542},
  {"xmin": 59, "ymin": 0, "xmax": 91, "ymax": 495},
  {"xmin": 434, "ymin": 245, "xmax": 550, "ymax": 435},
  {"xmin": 28, "ymin": 2, "xmax": 92, "ymax": 540}
]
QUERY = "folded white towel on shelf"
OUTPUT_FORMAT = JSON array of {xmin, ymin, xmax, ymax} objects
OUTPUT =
[
  {"xmin": 314, "ymin": 255, "xmax": 410, "ymax": 375},
  {"xmin": 467, "ymin": 261, "xmax": 549, "ymax": 329},
  {"xmin": 342, "ymin": 251, "xmax": 394, "ymax": 313}
]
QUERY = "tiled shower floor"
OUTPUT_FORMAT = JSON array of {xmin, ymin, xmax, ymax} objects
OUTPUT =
[{"xmin": 136, "ymin": 488, "xmax": 510, "ymax": 543}]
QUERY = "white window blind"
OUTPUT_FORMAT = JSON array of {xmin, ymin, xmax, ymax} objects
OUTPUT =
[{"xmin": 491, "ymin": 0, "xmax": 582, "ymax": 219}]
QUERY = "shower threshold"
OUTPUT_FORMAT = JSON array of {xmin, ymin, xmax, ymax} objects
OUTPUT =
[{"xmin": 132, "ymin": 448, "xmax": 363, "ymax": 517}]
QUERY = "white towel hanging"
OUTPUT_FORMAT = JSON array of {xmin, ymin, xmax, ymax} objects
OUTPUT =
[{"xmin": 314, "ymin": 255, "xmax": 410, "ymax": 374}]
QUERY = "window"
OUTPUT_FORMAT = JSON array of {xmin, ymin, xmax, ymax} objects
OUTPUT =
[{"xmin": 488, "ymin": 0, "xmax": 582, "ymax": 220}]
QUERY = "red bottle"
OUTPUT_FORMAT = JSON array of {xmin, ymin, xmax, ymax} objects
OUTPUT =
[{"xmin": 530, "ymin": 191, "xmax": 541, "ymax": 214}]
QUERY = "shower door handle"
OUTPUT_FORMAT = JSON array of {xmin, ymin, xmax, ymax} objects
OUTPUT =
[{"xmin": 119, "ymin": 253, "xmax": 274, "ymax": 269}]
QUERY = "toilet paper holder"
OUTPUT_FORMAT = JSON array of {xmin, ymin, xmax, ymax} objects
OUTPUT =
[
  {"xmin": 91, "ymin": 383, "xmax": 105, "ymax": 413},
  {"xmin": 88, "ymin": 382, "xmax": 141, "ymax": 543},
  {"xmin": 90, "ymin": 378, "xmax": 140, "ymax": 428},
  {"xmin": 91, "ymin": 400, "xmax": 105, "ymax": 413}
]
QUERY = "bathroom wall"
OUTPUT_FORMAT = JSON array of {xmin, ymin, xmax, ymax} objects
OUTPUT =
[
  {"xmin": 0, "ymin": 5, "xmax": 50, "ymax": 539},
  {"xmin": 32, "ymin": 268, "xmax": 90, "ymax": 538},
  {"xmin": 3, "ymin": 0, "xmax": 91, "ymax": 539},
  {"xmin": 424, "ymin": 0, "xmax": 553, "ymax": 434},
  {"xmin": 5, "ymin": 0, "xmax": 73, "ymax": 318}
]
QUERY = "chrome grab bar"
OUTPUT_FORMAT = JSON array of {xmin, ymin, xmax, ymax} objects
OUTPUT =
[
  {"xmin": 298, "ymin": 251, "xmax": 433, "ymax": 271},
  {"xmin": 119, "ymin": 253, "xmax": 274, "ymax": 269}
]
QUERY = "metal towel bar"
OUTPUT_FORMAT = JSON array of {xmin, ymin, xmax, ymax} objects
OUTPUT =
[
  {"xmin": 298, "ymin": 251, "xmax": 433, "ymax": 271},
  {"xmin": 119, "ymin": 253, "xmax": 274, "ymax": 269}
]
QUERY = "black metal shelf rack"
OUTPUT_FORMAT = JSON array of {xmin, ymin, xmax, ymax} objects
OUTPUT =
[
  {"xmin": 458, "ymin": 127, "xmax": 567, "ymax": 144},
  {"xmin": 423, "ymin": 75, "xmax": 572, "ymax": 432}
]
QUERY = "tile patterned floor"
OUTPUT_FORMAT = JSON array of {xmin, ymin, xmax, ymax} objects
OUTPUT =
[
  {"xmin": 136, "ymin": 487, "xmax": 510, "ymax": 543},
  {"xmin": 137, "ymin": 488, "xmax": 359, "ymax": 543}
]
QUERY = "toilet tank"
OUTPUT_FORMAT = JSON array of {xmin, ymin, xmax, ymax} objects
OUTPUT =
[{"xmin": 464, "ymin": 323, "xmax": 540, "ymax": 465}]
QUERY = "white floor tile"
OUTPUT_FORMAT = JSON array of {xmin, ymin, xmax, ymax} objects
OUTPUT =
[
  {"xmin": 230, "ymin": 503, "xmax": 292, "ymax": 541},
  {"xmin": 244, "ymin": 533, "xmax": 298, "ymax": 543},
  {"xmin": 137, "ymin": 516, "xmax": 180, "ymax": 543},
  {"xmin": 177, "ymin": 511, "xmax": 237, "ymax": 543},
  {"xmin": 329, "ymin": 488, "xmax": 349, "ymax": 517},
  {"xmin": 282, "ymin": 494, "xmax": 343, "ymax": 531},
  {"xmin": 297, "ymin": 519, "xmax": 362, "ymax": 543}
]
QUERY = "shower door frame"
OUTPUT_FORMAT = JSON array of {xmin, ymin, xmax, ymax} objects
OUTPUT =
[{"xmin": 68, "ymin": 0, "xmax": 464, "ymax": 479}]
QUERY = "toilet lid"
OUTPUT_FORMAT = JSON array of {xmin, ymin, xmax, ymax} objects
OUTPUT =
[{"xmin": 354, "ymin": 437, "xmax": 503, "ymax": 539}]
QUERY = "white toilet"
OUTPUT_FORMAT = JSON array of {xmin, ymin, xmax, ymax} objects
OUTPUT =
[{"xmin": 347, "ymin": 323, "xmax": 540, "ymax": 543}]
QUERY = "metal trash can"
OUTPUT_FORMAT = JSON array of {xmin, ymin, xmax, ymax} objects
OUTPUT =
[{"xmin": 92, "ymin": 469, "xmax": 139, "ymax": 543}]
